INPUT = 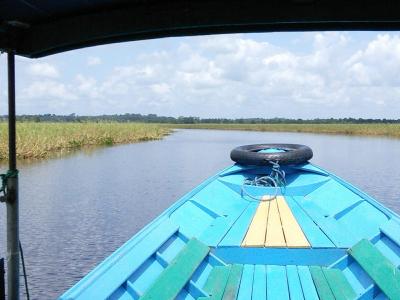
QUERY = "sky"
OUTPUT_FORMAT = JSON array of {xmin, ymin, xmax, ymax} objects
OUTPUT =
[{"xmin": 0, "ymin": 31, "xmax": 400, "ymax": 119}]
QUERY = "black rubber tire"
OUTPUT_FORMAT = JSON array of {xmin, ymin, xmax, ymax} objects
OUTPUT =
[{"xmin": 230, "ymin": 143, "xmax": 313, "ymax": 166}]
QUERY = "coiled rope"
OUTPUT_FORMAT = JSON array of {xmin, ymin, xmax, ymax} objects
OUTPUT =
[{"xmin": 241, "ymin": 161, "xmax": 286, "ymax": 202}]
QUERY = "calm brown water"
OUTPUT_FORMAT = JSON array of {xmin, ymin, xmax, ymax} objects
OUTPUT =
[{"xmin": 1, "ymin": 129, "xmax": 399, "ymax": 299}]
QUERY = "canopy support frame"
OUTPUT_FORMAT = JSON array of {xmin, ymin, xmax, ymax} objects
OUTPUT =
[{"xmin": 5, "ymin": 52, "xmax": 19, "ymax": 300}]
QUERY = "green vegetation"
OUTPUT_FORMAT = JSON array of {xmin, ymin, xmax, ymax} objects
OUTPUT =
[
  {"xmin": 0, "ymin": 121, "xmax": 399, "ymax": 161},
  {"xmin": 0, "ymin": 122, "xmax": 171, "ymax": 160},
  {"xmin": 172, "ymin": 123, "xmax": 400, "ymax": 138},
  {"xmin": 8, "ymin": 113, "xmax": 400, "ymax": 124}
]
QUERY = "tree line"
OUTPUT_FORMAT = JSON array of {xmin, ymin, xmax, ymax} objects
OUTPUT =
[{"xmin": 1, "ymin": 113, "xmax": 399, "ymax": 124}]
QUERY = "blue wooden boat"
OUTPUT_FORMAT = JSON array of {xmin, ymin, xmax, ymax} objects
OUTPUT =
[{"xmin": 60, "ymin": 144, "xmax": 400, "ymax": 300}]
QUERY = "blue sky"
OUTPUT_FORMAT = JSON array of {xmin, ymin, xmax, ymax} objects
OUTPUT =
[{"xmin": 0, "ymin": 31, "xmax": 399, "ymax": 118}]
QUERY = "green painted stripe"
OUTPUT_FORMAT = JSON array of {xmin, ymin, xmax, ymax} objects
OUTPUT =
[
  {"xmin": 140, "ymin": 238, "xmax": 209, "ymax": 300},
  {"xmin": 348, "ymin": 239, "xmax": 400, "ymax": 300},
  {"xmin": 199, "ymin": 266, "xmax": 231, "ymax": 300},
  {"xmin": 322, "ymin": 267, "xmax": 356, "ymax": 300},
  {"xmin": 222, "ymin": 265, "xmax": 243, "ymax": 300},
  {"xmin": 309, "ymin": 266, "xmax": 335, "ymax": 300}
]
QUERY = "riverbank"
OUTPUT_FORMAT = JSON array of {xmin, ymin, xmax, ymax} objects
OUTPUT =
[
  {"xmin": 1, "ymin": 122, "xmax": 399, "ymax": 160},
  {"xmin": 0, "ymin": 122, "xmax": 171, "ymax": 160},
  {"xmin": 172, "ymin": 123, "xmax": 400, "ymax": 138}
]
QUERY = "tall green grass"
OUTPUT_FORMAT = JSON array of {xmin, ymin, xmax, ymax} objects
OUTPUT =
[
  {"xmin": 172, "ymin": 123, "xmax": 400, "ymax": 138},
  {"xmin": 1, "ymin": 122, "xmax": 398, "ymax": 160},
  {"xmin": 0, "ymin": 122, "xmax": 171, "ymax": 160}
]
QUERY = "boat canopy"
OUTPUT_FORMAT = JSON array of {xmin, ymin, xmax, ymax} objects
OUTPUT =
[{"xmin": 1, "ymin": 0, "xmax": 400, "ymax": 58}]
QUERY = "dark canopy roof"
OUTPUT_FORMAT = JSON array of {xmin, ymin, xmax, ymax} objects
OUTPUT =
[{"xmin": 1, "ymin": 0, "xmax": 400, "ymax": 58}]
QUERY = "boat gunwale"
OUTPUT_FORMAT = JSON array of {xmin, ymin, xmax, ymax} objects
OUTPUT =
[
  {"xmin": 60, "ymin": 162, "xmax": 400, "ymax": 299},
  {"xmin": 59, "ymin": 165, "xmax": 232, "ymax": 299}
]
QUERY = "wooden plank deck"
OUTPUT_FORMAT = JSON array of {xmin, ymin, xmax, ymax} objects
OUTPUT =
[
  {"xmin": 242, "ymin": 196, "xmax": 310, "ymax": 248},
  {"xmin": 234, "ymin": 264, "xmax": 335, "ymax": 300},
  {"xmin": 265, "ymin": 198, "xmax": 286, "ymax": 247},
  {"xmin": 242, "ymin": 198, "xmax": 270, "ymax": 247},
  {"xmin": 277, "ymin": 196, "xmax": 310, "ymax": 248}
]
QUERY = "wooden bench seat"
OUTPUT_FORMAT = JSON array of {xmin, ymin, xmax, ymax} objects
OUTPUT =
[
  {"xmin": 140, "ymin": 238, "xmax": 209, "ymax": 300},
  {"xmin": 348, "ymin": 239, "xmax": 400, "ymax": 300}
]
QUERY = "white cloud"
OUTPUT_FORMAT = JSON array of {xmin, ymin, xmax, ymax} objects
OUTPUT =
[
  {"xmin": 87, "ymin": 56, "xmax": 102, "ymax": 66},
  {"xmin": 22, "ymin": 80, "xmax": 76, "ymax": 100},
  {"xmin": 76, "ymin": 74, "xmax": 101, "ymax": 98},
  {"xmin": 26, "ymin": 62, "xmax": 59, "ymax": 78},
  {"xmin": 151, "ymin": 83, "xmax": 171, "ymax": 95},
  {"xmin": 10, "ymin": 32, "xmax": 400, "ymax": 118},
  {"xmin": 345, "ymin": 34, "xmax": 400, "ymax": 87}
]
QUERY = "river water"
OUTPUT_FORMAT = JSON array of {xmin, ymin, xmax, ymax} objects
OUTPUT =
[{"xmin": 0, "ymin": 129, "xmax": 399, "ymax": 299}]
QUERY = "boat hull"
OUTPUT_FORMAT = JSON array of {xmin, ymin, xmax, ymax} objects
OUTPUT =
[{"xmin": 60, "ymin": 163, "xmax": 400, "ymax": 300}]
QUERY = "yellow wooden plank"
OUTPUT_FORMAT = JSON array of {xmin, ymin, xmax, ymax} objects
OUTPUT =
[
  {"xmin": 276, "ymin": 196, "xmax": 310, "ymax": 248},
  {"xmin": 265, "ymin": 197, "xmax": 286, "ymax": 247},
  {"xmin": 242, "ymin": 196, "xmax": 270, "ymax": 247}
]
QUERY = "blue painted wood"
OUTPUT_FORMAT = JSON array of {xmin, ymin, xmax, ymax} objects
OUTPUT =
[
  {"xmin": 374, "ymin": 292, "xmax": 389, "ymax": 300},
  {"xmin": 109, "ymin": 286, "xmax": 136, "ymax": 300},
  {"xmin": 293, "ymin": 196, "xmax": 357, "ymax": 247},
  {"xmin": 214, "ymin": 247, "xmax": 346, "ymax": 266},
  {"xmin": 297, "ymin": 266, "xmax": 319, "ymax": 300},
  {"xmin": 219, "ymin": 202, "xmax": 258, "ymax": 246},
  {"xmin": 380, "ymin": 219, "xmax": 400, "ymax": 247},
  {"xmin": 252, "ymin": 265, "xmax": 266, "ymax": 300},
  {"xmin": 191, "ymin": 180, "xmax": 247, "ymax": 217},
  {"xmin": 220, "ymin": 174, "xmax": 329, "ymax": 197},
  {"xmin": 130, "ymin": 256, "xmax": 165, "ymax": 295},
  {"xmin": 293, "ymin": 164, "xmax": 329, "ymax": 176},
  {"xmin": 218, "ymin": 164, "xmax": 253, "ymax": 177},
  {"xmin": 237, "ymin": 265, "xmax": 254, "ymax": 300},
  {"xmin": 266, "ymin": 265, "xmax": 289, "ymax": 300},
  {"xmin": 157, "ymin": 234, "xmax": 186, "ymax": 263},
  {"xmin": 285, "ymin": 196, "xmax": 334, "ymax": 248},
  {"xmin": 176, "ymin": 290, "xmax": 195, "ymax": 300},
  {"xmin": 198, "ymin": 194, "xmax": 251, "ymax": 246},
  {"xmin": 186, "ymin": 280, "xmax": 209, "ymax": 298},
  {"xmin": 324, "ymin": 169, "xmax": 395, "ymax": 219},
  {"xmin": 341, "ymin": 261, "xmax": 373, "ymax": 297},
  {"xmin": 60, "ymin": 218, "xmax": 179, "ymax": 300},
  {"xmin": 126, "ymin": 281, "xmax": 140, "ymax": 299},
  {"xmin": 190, "ymin": 200, "xmax": 221, "ymax": 218},
  {"xmin": 357, "ymin": 285, "xmax": 379, "ymax": 300},
  {"xmin": 286, "ymin": 266, "xmax": 304, "ymax": 300},
  {"xmin": 60, "ymin": 161, "xmax": 400, "ymax": 300},
  {"xmin": 169, "ymin": 201, "xmax": 214, "ymax": 238},
  {"xmin": 336, "ymin": 201, "xmax": 387, "ymax": 240},
  {"xmin": 305, "ymin": 179, "xmax": 363, "ymax": 217},
  {"xmin": 199, "ymin": 217, "xmax": 232, "ymax": 246},
  {"xmin": 191, "ymin": 254, "xmax": 226, "ymax": 290},
  {"xmin": 374, "ymin": 237, "xmax": 400, "ymax": 267}
]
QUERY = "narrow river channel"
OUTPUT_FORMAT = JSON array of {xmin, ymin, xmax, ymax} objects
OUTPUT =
[{"xmin": 1, "ymin": 129, "xmax": 399, "ymax": 299}]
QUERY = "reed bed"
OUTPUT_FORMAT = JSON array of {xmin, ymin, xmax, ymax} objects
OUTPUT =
[
  {"xmin": 1, "ymin": 122, "xmax": 399, "ymax": 160},
  {"xmin": 172, "ymin": 123, "xmax": 400, "ymax": 138},
  {"xmin": 0, "ymin": 122, "xmax": 171, "ymax": 160}
]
